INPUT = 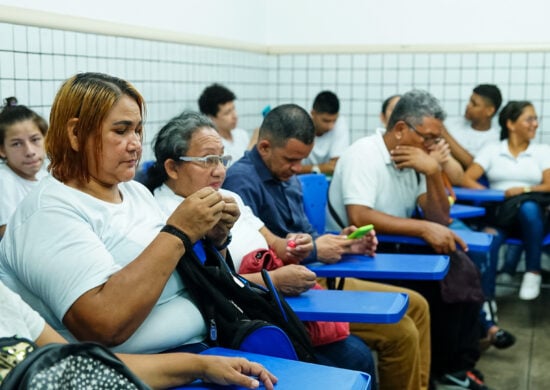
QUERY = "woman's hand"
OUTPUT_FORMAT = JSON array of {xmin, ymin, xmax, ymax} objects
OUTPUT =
[
  {"xmin": 505, "ymin": 187, "xmax": 526, "ymax": 198},
  {"xmin": 200, "ymin": 355, "xmax": 278, "ymax": 390},
  {"xmin": 167, "ymin": 187, "xmax": 225, "ymax": 242},
  {"xmin": 270, "ymin": 265, "xmax": 317, "ymax": 296},
  {"xmin": 206, "ymin": 195, "xmax": 240, "ymax": 247},
  {"xmin": 281, "ymin": 233, "xmax": 314, "ymax": 264}
]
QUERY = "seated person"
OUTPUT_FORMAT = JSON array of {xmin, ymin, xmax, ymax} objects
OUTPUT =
[
  {"xmin": 327, "ymin": 90, "xmax": 488, "ymax": 389},
  {"xmin": 443, "ymin": 84, "xmax": 503, "ymax": 168},
  {"xmin": 463, "ymin": 101, "xmax": 550, "ymax": 301},
  {"xmin": 0, "ymin": 72, "xmax": 239, "ymax": 355},
  {"xmin": 223, "ymin": 104, "xmax": 432, "ymax": 390},
  {"xmin": 300, "ymin": 91, "xmax": 349, "ymax": 175},
  {"xmin": 0, "ymin": 98, "xmax": 49, "ymax": 239},
  {"xmin": 198, "ymin": 83, "xmax": 253, "ymax": 161},
  {"xmin": 139, "ymin": 111, "xmax": 377, "ymax": 381},
  {"xmin": 0, "ymin": 280, "xmax": 277, "ymax": 389},
  {"xmin": 383, "ymin": 94, "xmax": 513, "ymax": 350}
]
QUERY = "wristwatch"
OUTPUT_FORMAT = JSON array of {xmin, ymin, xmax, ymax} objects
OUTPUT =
[
  {"xmin": 311, "ymin": 164, "xmax": 321, "ymax": 174},
  {"xmin": 523, "ymin": 186, "xmax": 532, "ymax": 193}
]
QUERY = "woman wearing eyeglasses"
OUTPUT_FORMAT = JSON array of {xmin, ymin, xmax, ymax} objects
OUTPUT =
[
  {"xmin": 463, "ymin": 101, "xmax": 550, "ymax": 301},
  {"xmin": 141, "ymin": 111, "xmax": 379, "ymax": 383}
]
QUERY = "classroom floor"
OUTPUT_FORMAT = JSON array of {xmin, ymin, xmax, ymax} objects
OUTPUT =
[{"xmin": 476, "ymin": 269, "xmax": 550, "ymax": 390}]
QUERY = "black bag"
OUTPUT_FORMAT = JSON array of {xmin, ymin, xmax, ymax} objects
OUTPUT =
[
  {"xmin": 439, "ymin": 251, "xmax": 485, "ymax": 304},
  {"xmin": 0, "ymin": 337, "xmax": 149, "ymax": 389},
  {"xmin": 176, "ymin": 240, "xmax": 317, "ymax": 363},
  {"xmin": 489, "ymin": 192, "xmax": 550, "ymax": 229}
]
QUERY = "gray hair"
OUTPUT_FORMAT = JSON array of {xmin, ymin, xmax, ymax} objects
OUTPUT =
[
  {"xmin": 143, "ymin": 111, "xmax": 215, "ymax": 191},
  {"xmin": 387, "ymin": 90, "xmax": 446, "ymax": 130}
]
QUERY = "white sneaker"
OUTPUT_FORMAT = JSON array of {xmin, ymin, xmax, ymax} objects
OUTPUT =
[{"xmin": 519, "ymin": 272, "xmax": 542, "ymax": 300}]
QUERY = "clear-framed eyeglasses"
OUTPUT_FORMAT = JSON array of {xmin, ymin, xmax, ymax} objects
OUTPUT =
[
  {"xmin": 178, "ymin": 154, "xmax": 233, "ymax": 169},
  {"xmin": 404, "ymin": 121, "xmax": 442, "ymax": 146}
]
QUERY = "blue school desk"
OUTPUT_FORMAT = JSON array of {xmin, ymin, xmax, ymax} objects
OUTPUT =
[
  {"xmin": 377, "ymin": 229, "xmax": 493, "ymax": 252},
  {"xmin": 453, "ymin": 187, "xmax": 505, "ymax": 202},
  {"xmin": 179, "ymin": 347, "xmax": 371, "ymax": 390},
  {"xmin": 286, "ymin": 289, "xmax": 409, "ymax": 323},
  {"xmin": 307, "ymin": 253, "xmax": 449, "ymax": 280},
  {"xmin": 450, "ymin": 204, "xmax": 486, "ymax": 218}
]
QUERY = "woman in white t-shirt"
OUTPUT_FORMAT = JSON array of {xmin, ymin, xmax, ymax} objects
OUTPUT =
[
  {"xmin": 0, "ymin": 73, "xmax": 240, "ymax": 354},
  {"xmin": 0, "ymin": 98, "xmax": 48, "ymax": 239},
  {"xmin": 463, "ymin": 101, "xmax": 550, "ymax": 301}
]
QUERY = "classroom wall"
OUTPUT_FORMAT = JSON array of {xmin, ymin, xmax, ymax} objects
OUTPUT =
[{"xmin": 1, "ymin": 2, "xmax": 550, "ymax": 161}]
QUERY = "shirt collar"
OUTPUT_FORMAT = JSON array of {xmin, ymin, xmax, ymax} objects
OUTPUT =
[{"xmin": 249, "ymin": 147, "xmax": 281, "ymax": 183}]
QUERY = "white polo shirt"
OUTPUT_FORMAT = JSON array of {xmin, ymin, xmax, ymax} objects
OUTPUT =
[{"xmin": 474, "ymin": 140, "xmax": 550, "ymax": 190}]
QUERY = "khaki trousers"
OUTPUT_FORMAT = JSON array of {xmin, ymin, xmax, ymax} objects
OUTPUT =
[{"xmin": 318, "ymin": 277, "xmax": 431, "ymax": 390}]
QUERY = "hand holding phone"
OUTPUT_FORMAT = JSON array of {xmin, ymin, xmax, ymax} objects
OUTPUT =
[{"xmin": 347, "ymin": 224, "xmax": 374, "ymax": 239}]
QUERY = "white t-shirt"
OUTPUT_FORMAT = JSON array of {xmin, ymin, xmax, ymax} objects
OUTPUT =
[
  {"xmin": 474, "ymin": 140, "xmax": 550, "ymax": 191},
  {"xmin": 303, "ymin": 117, "xmax": 350, "ymax": 166},
  {"xmin": 446, "ymin": 117, "xmax": 500, "ymax": 156},
  {"xmin": 0, "ymin": 281, "xmax": 44, "ymax": 341},
  {"xmin": 0, "ymin": 177, "xmax": 206, "ymax": 354},
  {"xmin": 222, "ymin": 128, "xmax": 250, "ymax": 162},
  {"xmin": 0, "ymin": 162, "xmax": 48, "ymax": 226},
  {"xmin": 327, "ymin": 132, "xmax": 426, "ymax": 231},
  {"xmin": 154, "ymin": 184, "xmax": 266, "ymax": 271}
]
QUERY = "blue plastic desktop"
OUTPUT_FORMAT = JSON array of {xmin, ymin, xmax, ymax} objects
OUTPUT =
[
  {"xmin": 178, "ymin": 347, "xmax": 371, "ymax": 390},
  {"xmin": 286, "ymin": 289, "xmax": 409, "ymax": 323},
  {"xmin": 449, "ymin": 204, "xmax": 486, "ymax": 218},
  {"xmin": 307, "ymin": 253, "xmax": 449, "ymax": 280},
  {"xmin": 378, "ymin": 229, "xmax": 493, "ymax": 252},
  {"xmin": 453, "ymin": 187, "xmax": 505, "ymax": 202}
]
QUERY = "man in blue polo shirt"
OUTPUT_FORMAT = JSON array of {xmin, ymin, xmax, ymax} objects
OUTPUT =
[{"xmin": 223, "ymin": 103, "xmax": 431, "ymax": 390}]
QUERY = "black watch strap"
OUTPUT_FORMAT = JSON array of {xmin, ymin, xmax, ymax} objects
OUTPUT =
[{"xmin": 161, "ymin": 224, "xmax": 193, "ymax": 250}]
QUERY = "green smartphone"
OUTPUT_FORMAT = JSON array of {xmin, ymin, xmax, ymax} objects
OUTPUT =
[{"xmin": 347, "ymin": 224, "xmax": 374, "ymax": 239}]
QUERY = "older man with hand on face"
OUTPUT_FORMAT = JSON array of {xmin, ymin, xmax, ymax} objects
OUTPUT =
[{"xmin": 328, "ymin": 90, "xmax": 489, "ymax": 390}]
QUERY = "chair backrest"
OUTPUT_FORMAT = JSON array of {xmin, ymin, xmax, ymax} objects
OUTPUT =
[{"xmin": 297, "ymin": 174, "xmax": 329, "ymax": 235}]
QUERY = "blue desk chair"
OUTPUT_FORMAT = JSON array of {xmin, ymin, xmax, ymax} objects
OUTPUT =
[{"xmin": 297, "ymin": 173, "xmax": 329, "ymax": 235}]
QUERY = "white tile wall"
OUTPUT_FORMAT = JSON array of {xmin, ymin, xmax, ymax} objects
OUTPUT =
[{"xmin": 2, "ymin": 21, "xmax": 550, "ymax": 159}]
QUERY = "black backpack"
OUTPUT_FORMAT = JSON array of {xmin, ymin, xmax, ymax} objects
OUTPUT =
[
  {"xmin": 176, "ymin": 240, "xmax": 317, "ymax": 363},
  {"xmin": 0, "ymin": 337, "xmax": 150, "ymax": 389}
]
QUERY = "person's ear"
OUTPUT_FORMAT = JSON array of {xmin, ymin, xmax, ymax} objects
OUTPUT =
[
  {"xmin": 485, "ymin": 105, "xmax": 496, "ymax": 118},
  {"xmin": 164, "ymin": 159, "xmax": 179, "ymax": 180},
  {"xmin": 0, "ymin": 146, "xmax": 6, "ymax": 159},
  {"xmin": 257, "ymin": 139, "xmax": 271, "ymax": 157},
  {"xmin": 393, "ymin": 121, "xmax": 407, "ymax": 141},
  {"xmin": 506, "ymin": 118, "xmax": 515, "ymax": 133},
  {"xmin": 66, "ymin": 118, "xmax": 80, "ymax": 151}
]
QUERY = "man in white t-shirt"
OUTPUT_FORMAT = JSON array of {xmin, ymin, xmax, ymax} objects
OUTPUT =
[
  {"xmin": 328, "ymin": 90, "xmax": 490, "ymax": 388},
  {"xmin": 443, "ymin": 84, "xmax": 502, "ymax": 168},
  {"xmin": 301, "ymin": 91, "xmax": 349, "ymax": 175},
  {"xmin": 198, "ymin": 83, "xmax": 252, "ymax": 161}
]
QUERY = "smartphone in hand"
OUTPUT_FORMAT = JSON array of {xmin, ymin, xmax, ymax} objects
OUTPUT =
[{"xmin": 347, "ymin": 224, "xmax": 374, "ymax": 239}]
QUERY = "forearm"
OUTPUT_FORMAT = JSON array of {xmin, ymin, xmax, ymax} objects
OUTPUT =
[
  {"xmin": 64, "ymin": 233, "xmax": 186, "ymax": 345},
  {"xmin": 443, "ymin": 129, "xmax": 474, "ymax": 168},
  {"xmin": 441, "ymin": 158, "xmax": 464, "ymax": 186},
  {"xmin": 119, "ymin": 352, "xmax": 206, "ymax": 389}
]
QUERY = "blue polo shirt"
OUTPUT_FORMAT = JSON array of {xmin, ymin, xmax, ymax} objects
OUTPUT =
[{"xmin": 223, "ymin": 148, "xmax": 318, "ymax": 240}]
